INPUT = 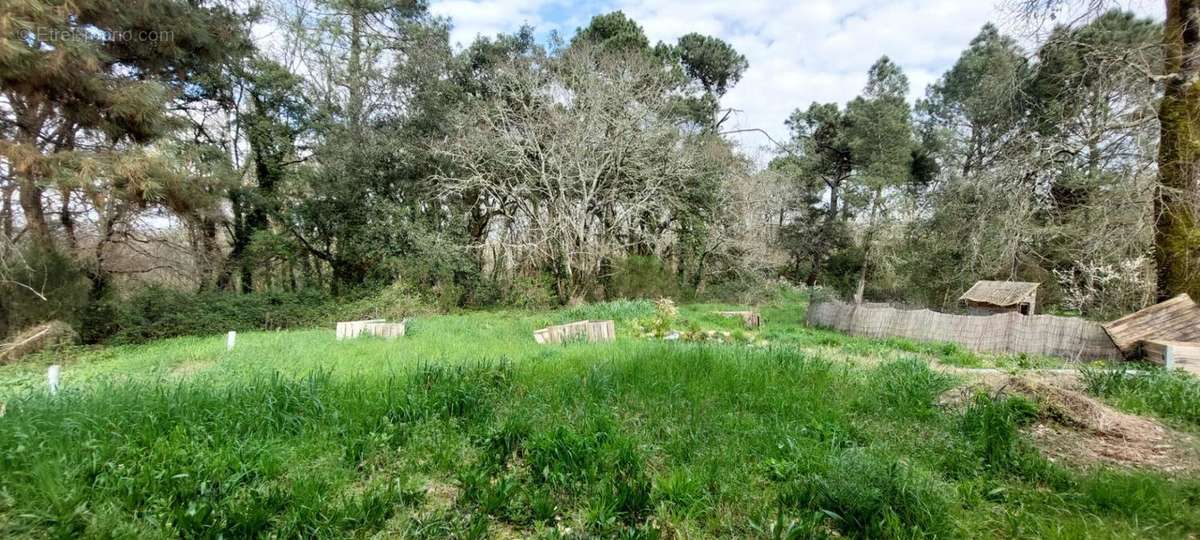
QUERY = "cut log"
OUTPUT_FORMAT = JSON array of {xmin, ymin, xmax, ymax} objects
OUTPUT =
[{"xmin": 361, "ymin": 322, "xmax": 406, "ymax": 339}]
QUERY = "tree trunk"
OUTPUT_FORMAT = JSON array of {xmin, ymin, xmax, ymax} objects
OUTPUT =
[
  {"xmin": 59, "ymin": 187, "xmax": 76, "ymax": 250},
  {"xmin": 17, "ymin": 175, "xmax": 50, "ymax": 247},
  {"xmin": 195, "ymin": 216, "xmax": 223, "ymax": 291},
  {"xmin": 1156, "ymin": 0, "xmax": 1200, "ymax": 301},
  {"xmin": 805, "ymin": 178, "xmax": 841, "ymax": 286},
  {"xmin": 1, "ymin": 182, "xmax": 13, "ymax": 239},
  {"xmin": 854, "ymin": 188, "xmax": 883, "ymax": 305}
]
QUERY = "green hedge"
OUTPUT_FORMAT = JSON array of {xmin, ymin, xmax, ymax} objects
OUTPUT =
[{"xmin": 97, "ymin": 288, "xmax": 338, "ymax": 344}]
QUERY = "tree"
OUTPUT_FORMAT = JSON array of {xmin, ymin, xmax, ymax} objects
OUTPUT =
[
  {"xmin": 901, "ymin": 14, "xmax": 1158, "ymax": 314},
  {"xmin": 845, "ymin": 57, "xmax": 916, "ymax": 302},
  {"xmin": 437, "ymin": 43, "xmax": 702, "ymax": 304},
  {"xmin": 1155, "ymin": 0, "xmax": 1200, "ymax": 300},
  {"xmin": 1014, "ymin": 0, "xmax": 1200, "ymax": 301},
  {"xmin": 224, "ymin": 56, "xmax": 309, "ymax": 292},
  {"xmin": 0, "ymin": 0, "xmax": 251, "ymax": 251},
  {"xmin": 272, "ymin": 0, "xmax": 451, "ymax": 294},
  {"xmin": 673, "ymin": 33, "xmax": 749, "ymax": 130},
  {"xmin": 783, "ymin": 102, "xmax": 855, "ymax": 286},
  {"xmin": 571, "ymin": 11, "xmax": 650, "ymax": 52},
  {"xmin": 920, "ymin": 24, "xmax": 1030, "ymax": 179},
  {"xmin": 781, "ymin": 57, "xmax": 918, "ymax": 299}
]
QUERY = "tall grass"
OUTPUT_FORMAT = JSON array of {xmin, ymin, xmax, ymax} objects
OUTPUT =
[
  {"xmin": 1081, "ymin": 365, "xmax": 1200, "ymax": 429},
  {"xmin": 1, "ymin": 304, "xmax": 1198, "ymax": 537}
]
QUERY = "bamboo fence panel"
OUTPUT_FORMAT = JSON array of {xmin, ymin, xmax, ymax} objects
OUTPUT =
[{"xmin": 807, "ymin": 301, "xmax": 1121, "ymax": 360}]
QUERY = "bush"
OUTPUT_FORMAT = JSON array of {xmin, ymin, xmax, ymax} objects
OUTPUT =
[
  {"xmin": 0, "ymin": 246, "xmax": 91, "ymax": 339},
  {"xmin": 960, "ymin": 393, "xmax": 1043, "ymax": 475},
  {"xmin": 857, "ymin": 358, "xmax": 954, "ymax": 417},
  {"xmin": 700, "ymin": 274, "xmax": 805, "ymax": 306},
  {"xmin": 100, "ymin": 287, "xmax": 336, "ymax": 344},
  {"xmin": 502, "ymin": 275, "xmax": 557, "ymax": 310},
  {"xmin": 607, "ymin": 255, "xmax": 677, "ymax": 300},
  {"xmin": 560, "ymin": 299, "xmax": 655, "ymax": 323},
  {"xmin": 337, "ymin": 281, "xmax": 432, "ymax": 322}
]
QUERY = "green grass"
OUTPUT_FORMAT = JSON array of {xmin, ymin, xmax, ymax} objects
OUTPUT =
[
  {"xmin": 1081, "ymin": 364, "xmax": 1200, "ymax": 431},
  {"xmin": 0, "ymin": 296, "xmax": 1197, "ymax": 538}
]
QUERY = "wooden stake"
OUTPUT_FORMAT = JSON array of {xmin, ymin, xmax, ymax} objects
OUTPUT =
[{"xmin": 47, "ymin": 365, "xmax": 60, "ymax": 395}]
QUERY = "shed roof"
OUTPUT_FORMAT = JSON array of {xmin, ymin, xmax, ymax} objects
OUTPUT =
[
  {"xmin": 1102, "ymin": 294, "xmax": 1200, "ymax": 355},
  {"xmin": 958, "ymin": 280, "xmax": 1040, "ymax": 307}
]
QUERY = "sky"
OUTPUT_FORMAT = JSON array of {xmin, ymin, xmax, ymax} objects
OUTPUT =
[{"xmin": 429, "ymin": 0, "xmax": 1165, "ymax": 159}]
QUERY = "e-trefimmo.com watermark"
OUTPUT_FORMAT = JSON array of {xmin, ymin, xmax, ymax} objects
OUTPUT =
[{"xmin": 32, "ymin": 27, "xmax": 175, "ymax": 44}]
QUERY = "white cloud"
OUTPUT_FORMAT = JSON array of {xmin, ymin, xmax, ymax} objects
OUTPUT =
[
  {"xmin": 429, "ymin": 0, "xmax": 1165, "ymax": 159},
  {"xmin": 431, "ymin": 0, "xmax": 556, "ymax": 47}
]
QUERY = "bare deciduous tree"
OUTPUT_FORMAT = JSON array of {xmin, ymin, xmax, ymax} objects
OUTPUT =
[{"xmin": 437, "ymin": 44, "xmax": 703, "ymax": 304}]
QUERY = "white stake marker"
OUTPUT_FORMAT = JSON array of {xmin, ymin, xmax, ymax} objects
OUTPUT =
[
  {"xmin": 47, "ymin": 365, "xmax": 60, "ymax": 395},
  {"xmin": 227, "ymin": 331, "xmax": 237, "ymax": 351}
]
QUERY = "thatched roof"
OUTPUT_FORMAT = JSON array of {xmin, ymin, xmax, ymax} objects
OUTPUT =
[{"xmin": 958, "ymin": 280, "xmax": 1039, "ymax": 307}]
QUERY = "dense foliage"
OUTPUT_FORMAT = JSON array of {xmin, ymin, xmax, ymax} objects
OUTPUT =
[{"xmin": 0, "ymin": 2, "xmax": 1193, "ymax": 339}]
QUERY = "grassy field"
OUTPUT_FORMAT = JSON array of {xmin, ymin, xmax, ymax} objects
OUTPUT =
[{"xmin": 1, "ymin": 295, "xmax": 1199, "ymax": 538}]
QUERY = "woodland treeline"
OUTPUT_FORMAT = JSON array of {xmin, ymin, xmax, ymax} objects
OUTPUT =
[{"xmin": 0, "ymin": 0, "xmax": 1194, "ymax": 340}]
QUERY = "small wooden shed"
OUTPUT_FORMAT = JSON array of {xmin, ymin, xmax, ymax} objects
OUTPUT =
[{"xmin": 958, "ymin": 281, "xmax": 1039, "ymax": 316}]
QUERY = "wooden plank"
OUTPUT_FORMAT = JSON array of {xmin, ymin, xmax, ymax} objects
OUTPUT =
[
  {"xmin": 1103, "ymin": 294, "xmax": 1200, "ymax": 354},
  {"xmin": 362, "ymin": 322, "xmax": 406, "ymax": 339},
  {"xmin": 533, "ymin": 320, "xmax": 615, "ymax": 345},
  {"xmin": 1142, "ymin": 340, "xmax": 1200, "ymax": 374},
  {"xmin": 335, "ymin": 319, "xmax": 387, "ymax": 340}
]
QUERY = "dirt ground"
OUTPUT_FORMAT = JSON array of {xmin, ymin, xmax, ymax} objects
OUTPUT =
[{"xmin": 940, "ymin": 370, "xmax": 1200, "ymax": 472}]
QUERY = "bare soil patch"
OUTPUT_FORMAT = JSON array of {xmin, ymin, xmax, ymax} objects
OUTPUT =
[
  {"xmin": 943, "ymin": 375, "xmax": 1200, "ymax": 472},
  {"xmin": 170, "ymin": 360, "xmax": 214, "ymax": 379},
  {"xmin": 422, "ymin": 479, "xmax": 459, "ymax": 510}
]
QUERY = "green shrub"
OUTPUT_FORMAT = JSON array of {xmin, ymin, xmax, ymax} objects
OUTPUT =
[
  {"xmin": 857, "ymin": 358, "xmax": 954, "ymax": 417},
  {"xmin": 0, "ymin": 246, "xmax": 91, "ymax": 338},
  {"xmin": 101, "ymin": 287, "xmax": 335, "ymax": 344},
  {"xmin": 608, "ymin": 255, "xmax": 677, "ymax": 299},
  {"xmin": 561, "ymin": 299, "xmax": 655, "ymax": 322},
  {"xmin": 502, "ymin": 275, "xmax": 557, "ymax": 309},
  {"xmin": 337, "ymin": 281, "xmax": 431, "ymax": 321},
  {"xmin": 960, "ymin": 393, "xmax": 1043, "ymax": 475}
]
